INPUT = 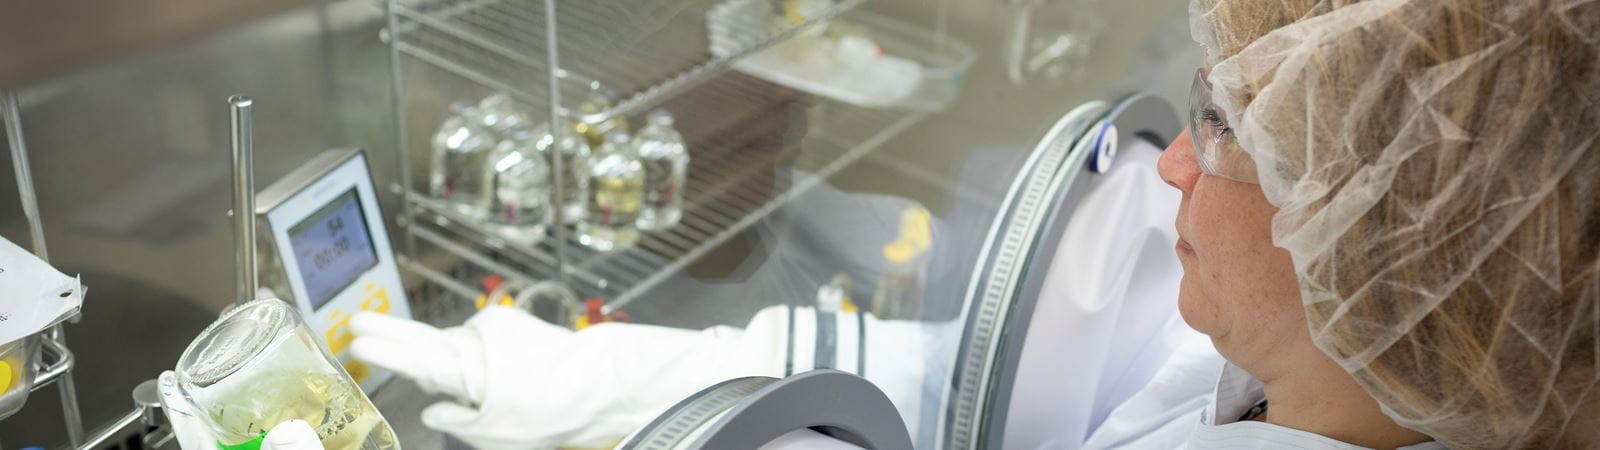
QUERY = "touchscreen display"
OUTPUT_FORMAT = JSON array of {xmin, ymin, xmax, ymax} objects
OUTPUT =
[{"xmin": 289, "ymin": 188, "xmax": 378, "ymax": 309}]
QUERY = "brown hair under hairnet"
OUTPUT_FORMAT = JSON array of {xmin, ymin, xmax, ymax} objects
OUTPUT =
[{"xmin": 1192, "ymin": 0, "xmax": 1600, "ymax": 448}]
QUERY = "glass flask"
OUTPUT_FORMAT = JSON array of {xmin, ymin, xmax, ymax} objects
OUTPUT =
[
  {"xmin": 429, "ymin": 103, "xmax": 496, "ymax": 220},
  {"xmin": 579, "ymin": 132, "xmax": 645, "ymax": 252},
  {"xmin": 476, "ymin": 93, "xmax": 534, "ymax": 134},
  {"xmin": 175, "ymin": 299, "xmax": 399, "ymax": 450},
  {"xmin": 532, "ymin": 121, "xmax": 592, "ymax": 222},
  {"xmin": 634, "ymin": 109, "xmax": 689, "ymax": 231},
  {"xmin": 486, "ymin": 126, "xmax": 553, "ymax": 245},
  {"xmin": 476, "ymin": 94, "xmax": 552, "ymax": 244},
  {"xmin": 571, "ymin": 82, "xmax": 629, "ymax": 151}
]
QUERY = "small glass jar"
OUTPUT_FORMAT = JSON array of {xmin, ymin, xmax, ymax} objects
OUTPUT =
[
  {"xmin": 175, "ymin": 299, "xmax": 399, "ymax": 450},
  {"xmin": 429, "ymin": 103, "xmax": 497, "ymax": 220}
]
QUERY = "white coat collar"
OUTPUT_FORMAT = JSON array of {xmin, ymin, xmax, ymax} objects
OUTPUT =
[{"xmin": 1186, "ymin": 362, "xmax": 1448, "ymax": 450}]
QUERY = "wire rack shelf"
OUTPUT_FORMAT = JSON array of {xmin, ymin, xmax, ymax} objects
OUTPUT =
[
  {"xmin": 399, "ymin": 74, "xmax": 924, "ymax": 310},
  {"xmin": 386, "ymin": 0, "xmax": 868, "ymax": 125}
]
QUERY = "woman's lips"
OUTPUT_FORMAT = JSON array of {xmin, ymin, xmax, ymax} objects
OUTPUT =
[{"xmin": 1176, "ymin": 238, "xmax": 1195, "ymax": 254}]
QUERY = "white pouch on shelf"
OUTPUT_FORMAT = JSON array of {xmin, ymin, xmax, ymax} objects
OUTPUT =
[
  {"xmin": 707, "ymin": 0, "xmax": 925, "ymax": 110},
  {"xmin": 0, "ymin": 234, "xmax": 84, "ymax": 346},
  {"xmin": 732, "ymin": 34, "xmax": 923, "ymax": 109}
]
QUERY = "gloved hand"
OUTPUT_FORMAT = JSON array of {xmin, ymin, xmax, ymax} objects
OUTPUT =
[
  {"xmin": 347, "ymin": 311, "xmax": 489, "ymax": 403},
  {"xmin": 260, "ymin": 420, "xmax": 324, "ymax": 450},
  {"xmin": 348, "ymin": 306, "xmax": 790, "ymax": 449}
]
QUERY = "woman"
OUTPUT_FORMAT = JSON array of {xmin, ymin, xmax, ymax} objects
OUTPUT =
[{"xmin": 1090, "ymin": 0, "xmax": 1598, "ymax": 448}]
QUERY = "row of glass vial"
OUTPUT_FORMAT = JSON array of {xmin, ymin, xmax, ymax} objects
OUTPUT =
[{"xmin": 428, "ymin": 93, "xmax": 690, "ymax": 251}]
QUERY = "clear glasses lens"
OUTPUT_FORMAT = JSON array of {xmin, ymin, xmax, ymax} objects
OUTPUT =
[{"xmin": 1187, "ymin": 69, "xmax": 1258, "ymax": 184}]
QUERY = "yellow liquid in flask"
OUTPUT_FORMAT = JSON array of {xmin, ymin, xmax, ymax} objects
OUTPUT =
[{"xmin": 207, "ymin": 371, "xmax": 398, "ymax": 450}]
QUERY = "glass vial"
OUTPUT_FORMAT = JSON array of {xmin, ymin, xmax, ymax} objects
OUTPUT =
[
  {"xmin": 635, "ymin": 109, "xmax": 689, "ymax": 231},
  {"xmin": 572, "ymin": 84, "xmax": 629, "ymax": 150},
  {"xmin": 478, "ymin": 94, "xmax": 551, "ymax": 244},
  {"xmin": 871, "ymin": 207, "xmax": 933, "ymax": 320},
  {"xmin": 429, "ymin": 103, "xmax": 496, "ymax": 219},
  {"xmin": 477, "ymin": 93, "xmax": 534, "ymax": 134},
  {"xmin": 533, "ymin": 121, "xmax": 592, "ymax": 223},
  {"xmin": 485, "ymin": 126, "xmax": 552, "ymax": 245},
  {"xmin": 579, "ymin": 132, "xmax": 645, "ymax": 252}
]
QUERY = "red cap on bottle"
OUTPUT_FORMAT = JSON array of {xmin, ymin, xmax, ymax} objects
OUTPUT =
[
  {"xmin": 479, "ymin": 274, "xmax": 505, "ymax": 295},
  {"xmin": 585, "ymin": 298, "xmax": 606, "ymax": 325}
]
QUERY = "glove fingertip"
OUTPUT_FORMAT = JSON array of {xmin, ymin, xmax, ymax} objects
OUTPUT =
[
  {"xmin": 349, "ymin": 311, "xmax": 406, "ymax": 336},
  {"xmin": 261, "ymin": 419, "xmax": 324, "ymax": 450}
]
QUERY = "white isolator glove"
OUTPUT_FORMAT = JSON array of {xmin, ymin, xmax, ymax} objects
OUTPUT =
[
  {"xmin": 260, "ymin": 420, "xmax": 325, "ymax": 450},
  {"xmin": 348, "ymin": 306, "xmax": 790, "ymax": 449}
]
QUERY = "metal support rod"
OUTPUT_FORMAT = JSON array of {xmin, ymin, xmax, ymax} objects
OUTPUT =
[
  {"xmin": 3, "ymin": 91, "xmax": 48, "ymax": 259},
  {"xmin": 543, "ymin": 0, "xmax": 570, "ymax": 284},
  {"xmin": 43, "ymin": 326, "xmax": 84, "ymax": 446},
  {"xmin": 3, "ymin": 90, "xmax": 86, "ymax": 447},
  {"xmin": 76, "ymin": 408, "xmax": 141, "ymax": 450},
  {"xmin": 398, "ymin": 256, "xmax": 481, "ymax": 299},
  {"xmin": 385, "ymin": 0, "xmax": 419, "ymax": 257},
  {"xmin": 230, "ymin": 95, "xmax": 259, "ymax": 303}
]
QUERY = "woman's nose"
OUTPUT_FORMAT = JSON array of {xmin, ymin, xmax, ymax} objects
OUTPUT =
[{"xmin": 1158, "ymin": 129, "xmax": 1201, "ymax": 193}]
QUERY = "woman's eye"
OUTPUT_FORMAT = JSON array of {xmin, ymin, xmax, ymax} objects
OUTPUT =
[{"xmin": 1199, "ymin": 107, "xmax": 1231, "ymax": 136}]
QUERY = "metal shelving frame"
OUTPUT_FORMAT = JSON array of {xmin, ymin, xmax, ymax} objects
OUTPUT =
[
  {"xmin": 384, "ymin": 0, "xmax": 867, "ymax": 124},
  {"xmin": 384, "ymin": 0, "xmax": 929, "ymax": 312},
  {"xmin": 2, "ymin": 90, "xmax": 246, "ymax": 450},
  {"xmin": 3, "ymin": 91, "xmax": 87, "ymax": 449}
]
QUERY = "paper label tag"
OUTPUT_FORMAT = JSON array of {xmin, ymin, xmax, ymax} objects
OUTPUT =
[{"xmin": 0, "ymin": 235, "xmax": 83, "ymax": 344}]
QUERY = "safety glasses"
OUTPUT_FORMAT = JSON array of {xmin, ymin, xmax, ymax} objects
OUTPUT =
[{"xmin": 1189, "ymin": 68, "xmax": 1259, "ymax": 184}]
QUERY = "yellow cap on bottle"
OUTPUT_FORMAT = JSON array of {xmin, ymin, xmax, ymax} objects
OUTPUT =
[
  {"xmin": 902, "ymin": 208, "xmax": 932, "ymax": 252},
  {"xmin": 782, "ymin": 0, "xmax": 806, "ymax": 24},
  {"xmin": 0, "ymin": 359, "xmax": 13, "ymax": 393},
  {"xmin": 884, "ymin": 241, "xmax": 914, "ymax": 263}
]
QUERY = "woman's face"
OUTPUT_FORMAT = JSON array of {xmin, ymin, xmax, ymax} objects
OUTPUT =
[{"xmin": 1158, "ymin": 130, "xmax": 1307, "ymax": 368}]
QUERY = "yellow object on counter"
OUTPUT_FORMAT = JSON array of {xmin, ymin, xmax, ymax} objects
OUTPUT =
[{"xmin": 475, "ymin": 294, "xmax": 516, "ymax": 310}]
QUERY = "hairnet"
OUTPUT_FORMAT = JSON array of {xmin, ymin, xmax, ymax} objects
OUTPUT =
[{"xmin": 1191, "ymin": 0, "xmax": 1600, "ymax": 447}]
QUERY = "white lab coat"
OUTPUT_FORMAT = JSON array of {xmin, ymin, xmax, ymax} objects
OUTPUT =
[{"xmin": 1082, "ymin": 334, "xmax": 1448, "ymax": 450}]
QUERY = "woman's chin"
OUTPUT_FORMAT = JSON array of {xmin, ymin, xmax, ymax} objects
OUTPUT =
[{"xmin": 1176, "ymin": 280, "xmax": 1219, "ymax": 337}]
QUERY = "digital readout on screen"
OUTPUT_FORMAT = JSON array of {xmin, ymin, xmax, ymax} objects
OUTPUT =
[{"xmin": 289, "ymin": 188, "xmax": 378, "ymax": 309}]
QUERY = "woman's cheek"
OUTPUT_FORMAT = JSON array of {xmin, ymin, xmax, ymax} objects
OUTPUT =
[{"xmin": 1175, "ymin": 183, "xmax": 1248, "ymax": 337}]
